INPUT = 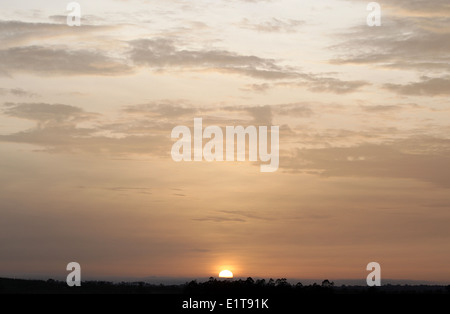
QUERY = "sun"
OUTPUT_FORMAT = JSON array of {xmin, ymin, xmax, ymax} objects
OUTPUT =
[{"xmin": 219, "ymin": 270, "xmax": 233, "ymax": 278}]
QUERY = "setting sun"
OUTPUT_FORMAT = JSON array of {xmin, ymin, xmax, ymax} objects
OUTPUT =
[{"xmin": 219, "ymin": 270, "xmax": 233, "ymax": 278}]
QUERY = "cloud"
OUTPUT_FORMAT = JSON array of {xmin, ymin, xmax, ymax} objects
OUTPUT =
[
  {"xmin": 104, "ymin": 187, "xmax": 152, "ymax": 195},
  {"xmin": 0, "ymin": 100, "xmax": 313, "ymax": 156},
  {"xmin": 47, "ymin": 15, "xmax": 106, "ymax": 25},
  {"xmin": 218, "ymin": 210, "xmax": 271, "ymax": 221},
  {"xmin": 275, "ymin": 78, "xmax": 369, "ymax": 94},
  {"xmin": 0, "ymin": 46, "xmax": 132, "ymax": 76},
  {"xmin": 0, "ymin": 20, "xmax": 130, "ymax": 76},
  {"xmin": 282, "ymin": 137, "xmax": 450, "ymax": 187},
  {"xmin": 376, "ymin": 0, "xmax": 450, "ymax": 17},
  {"xmin": 239, "ymin": 18, "xmax": 304, "ymax": 33},
  {"xmin": 0, "ymin": 88, "xmax": 37, "ymax": 97},
  {"xmin": 193, "ymin": 210, "xmax": 275, "ymax": 226},
  {"xmin": 306, "ymin": 77, "xmax": 369, "ymax": 94},
  {"xmin": 221, "ymin": 103, "xmax": 314, "ymax": 125},
  {"xmin": 128, "ymin": 38, "xmax": 368, "ymax": 93},
  {"xmin": 0, "ymin": 127, "xmax": 169, "ymax": 155},
  {"xmin": 360, "ymin": 105, "xmax": 403, "ymax": 112},
  {"xmin": 222, "ymin": 105, "xmax": 273, "ymax": 124},
  {"xmin": 245, "ymin": 105, "xmax": 273, "ymax": 124},
  {"xmin": 0, "ymin": 102, "xmax": 169, "ymax": 155},
  {"xmin": 240, "ymin": 83, "xmax": 271, "ymax": 92},
  {"xmin": 192, "ymin": 216, "xmax": 246, "ymax": 223},
  {"xmin": 344, "ymin": 0, "xmax": 450, "ymax": 17},
  {"xmin": 128, "ymin": 38, "xmax": 290, "ymax": 78},
  {"xmin": 124, "ymin": 101, "xmax": 198, "ymax": 118},
  {"xmin": 330, "ymin": 15, "xmax": 450, "ymax": 72},
  {"xmin": 217, "ymin": 66, "xmax": 299, "ymax": 80},
  {"xmin": 274, "ymin": 103, "xmax": 314, "ymax": 117},
  {"xmin": 3, "ymin": 102, "xmax": 95, "ymax": 123},
  {"xmin": 192, "ymin": 216, "xmax": 246, "ymax": 222},
  {"xmin": 0, "ymin": 19, "xmax": 368, "ymax": 93},
  {"xmin": 0, "ymin": 20, "xmax": 115, "ymax": 47},
  {"xmin": 384, "ymin": 77, "xmax": 450, "ymax": 96}
]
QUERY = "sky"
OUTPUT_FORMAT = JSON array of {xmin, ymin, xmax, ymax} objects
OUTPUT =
[{"xmin": 0, "ymin": 0, "xmax": 449, "ymax": 283}]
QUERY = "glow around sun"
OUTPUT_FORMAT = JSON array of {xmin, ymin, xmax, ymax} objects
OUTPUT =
[{"xmin": 219, "ymin": 270, "xmax": 233, "ymax": 278}]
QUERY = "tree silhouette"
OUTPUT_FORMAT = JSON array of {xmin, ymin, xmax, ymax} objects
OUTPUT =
[
  {"xmin": 275, "ymin": 278, "xmax": 289, "ymax": 287},
  {"xmin": 321, "ymin": 279, "xmax": 334, "ymax": 287}
]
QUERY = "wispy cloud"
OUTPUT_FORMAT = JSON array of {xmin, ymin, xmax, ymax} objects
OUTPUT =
[
  {"xmin": 192, "ymin": 216, "xmax": 246, "ymax": 223},
  {"xmin": 330, "ymin": 15, "xmax": 450, "ymax": 73},
  {"xmin": 0, "ymin": 20, "xmax": 115, "ymax": 46},
  {"xmin": 0, "ymin": 88, "xmax": 37, "ymax": 97},
  {"xmin": 282, "ymin": 137, "xmax": 450, "ymax": 187},
  {"xmin": 384, "ymin": 76, "xmax": 450, "ymax": 96},
  {"xmin": 124, "ymin": 101, "xmax": 198, "ymax": 118},
  {"xmin": 3, "ymin": 102, "xmax": 96, "ymax": 123},
  {"xmin": 239, "ymin": 18, "xmax": 304, "ymax": 33},
  {"xmin": 0, "ymin": 46, "xmax": 132, "ymax": 76},
  {"xmin": 128, "ymin": 38, "xmax": 369, "ymax": 93}
]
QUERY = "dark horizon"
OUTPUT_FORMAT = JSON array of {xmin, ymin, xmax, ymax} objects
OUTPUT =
[
  {"xmin": 1, "ymin": 274, "xmax": 449, "ymax": 287},
  {"xmin": 2, "ymin": 276, "xmax": 449, "ymax": 296}
]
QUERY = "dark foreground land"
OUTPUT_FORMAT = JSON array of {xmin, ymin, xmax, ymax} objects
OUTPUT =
[
  {"xmin": 1, "ymin": 277, "xmax": 449, "ymax": 294},
  {"xmin": 1, "ymin": 277, "xmax": 448, "ymax": 312}
]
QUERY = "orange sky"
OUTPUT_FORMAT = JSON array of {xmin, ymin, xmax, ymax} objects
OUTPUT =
[{"xmin": 0, "ymin": 0, "xmax": 449, "ymax": 283}]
